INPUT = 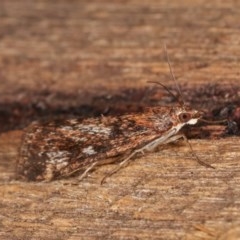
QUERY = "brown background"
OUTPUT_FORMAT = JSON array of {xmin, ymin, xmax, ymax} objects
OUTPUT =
[{"xmin": 1, "ymin": 0, "xmax": 240, "ymax": 239}]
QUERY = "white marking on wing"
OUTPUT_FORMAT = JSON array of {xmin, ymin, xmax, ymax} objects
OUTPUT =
[
  {"xmin": 46, "ymin": 151, "xmax": 70, "ymax": 165},
  {"xmin": 82, "ymin": 146, "xmax": 97, "ymax": 155},
  {"xmin": 77, "ymin": 124, "xmax": 111, "ymax": 135}
]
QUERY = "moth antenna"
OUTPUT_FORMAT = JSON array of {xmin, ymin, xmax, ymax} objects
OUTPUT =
[
  {"xmin": 199, "ymin": 119, "xmax": 227, "ymax": 124},
  {"xmin": 198, "ymin": 110, "xmax": 228, "ymax": 124},
  {"xmin": 147, "ymin": 80, "xmax": 179, "ymax": 102},
  {"xmin": 163, "ymin": 44, "xmax": 185, "ymax": 106}
]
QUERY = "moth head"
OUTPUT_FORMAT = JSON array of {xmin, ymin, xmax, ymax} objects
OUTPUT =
[
  {"xmin": 176, "ymin": 107, "xmax": 202, "ymax": 126},
  {"xmin": 151, "ymin": 106, "xmax": 202, "ymax": 133}
]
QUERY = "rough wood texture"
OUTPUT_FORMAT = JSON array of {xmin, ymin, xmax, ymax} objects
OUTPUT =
[{"xmin": 1, "ymin": 0, "xmax": 240, "ymax": 239}]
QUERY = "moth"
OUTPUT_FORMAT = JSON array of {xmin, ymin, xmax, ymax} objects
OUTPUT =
[{"xmin": 16, "ymin": 48, "xmax": 213, "ymax": 182}]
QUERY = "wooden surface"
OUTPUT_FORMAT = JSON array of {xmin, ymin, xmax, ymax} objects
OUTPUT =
[{"xmin": 1, "ymin": 0, "xmax": 240, "ymax": 239}]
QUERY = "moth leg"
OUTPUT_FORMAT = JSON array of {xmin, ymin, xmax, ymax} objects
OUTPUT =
[
  {"xmin": 163, "ymin": 133, "xmax": 214, "ymax": 169},
  {"xmin": 143, "ymin": 133, "xmax": 183, "ymax": 151},
  {"xmin": 62, "ymin": 161, "xmax": 98, "ymax": 181},
  {"xmin": 101, "ymin": 150, "xmax": 140, "ymax": 184},
  {"xmin": 153, "ymin": 133, "xmax": 214, "ymax": 169},
  {"xmin": 180, "ymin": 134, "xmax": 215, "ymax": 169},
  {"xmin": 78, "ymin": 162, "xmax": 99, "ymax": 181},
  {"xmin": 143, "ymin": 133, "xmax": 214, "ymax": 169},
  {"xmin": 101, "ymin": 133, "xmax": 182, "ymax": 184},
  {"xmin": 101, "ymin": 133, "xmax": 214, "ymax": 184}
]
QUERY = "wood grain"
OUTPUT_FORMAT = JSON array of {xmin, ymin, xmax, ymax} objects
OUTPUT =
[{"xmin": 0, "ymin": 0, "xmax": 240, "ymax": 239}]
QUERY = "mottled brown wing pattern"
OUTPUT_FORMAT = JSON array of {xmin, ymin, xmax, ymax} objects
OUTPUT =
[{"xmin": 17, "ymin": 107, "xmax": 175, "ymax": 181}]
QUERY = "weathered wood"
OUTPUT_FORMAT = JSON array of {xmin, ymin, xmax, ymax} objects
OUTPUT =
[{"xmin": 0, "ymin": 0, "xmax": 240, "ymax": 239}]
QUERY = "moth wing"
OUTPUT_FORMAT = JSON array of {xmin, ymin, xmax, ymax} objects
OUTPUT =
[{"xmin": 17, "ymin": 116, "xmax": 162, "ymax": 181}]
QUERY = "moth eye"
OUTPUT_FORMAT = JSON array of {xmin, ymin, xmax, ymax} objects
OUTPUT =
[{"xmin": 178, "ymin": 112, "xmax": 192, "ymax": 123}]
